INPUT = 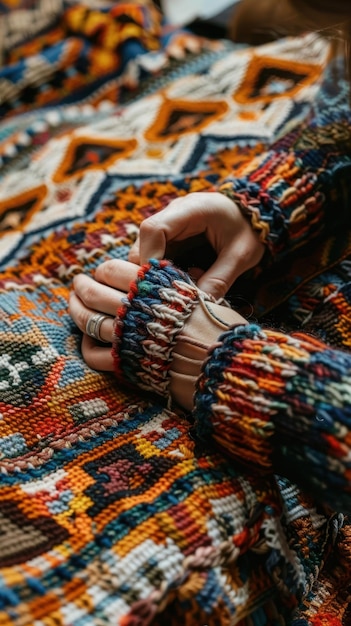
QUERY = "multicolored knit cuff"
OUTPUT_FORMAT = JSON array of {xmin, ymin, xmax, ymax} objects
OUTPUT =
[
  {"xmin": 193, "ymin": 323, "xmax": 351, "ymax": 510},
  {"xmin": 193, "ymin": 323, "xmax": 276, "ymax": 470},
  {"xmin": 216, "ymin": 142, "xmax": 330, "ymax": 261},
  {"xmin": 112, "ymin": 259, "xmax": 200, "ymax": 400},
  {"xmin": 217, "ymin": 179, "xmax": 280, "ymax": 255}
]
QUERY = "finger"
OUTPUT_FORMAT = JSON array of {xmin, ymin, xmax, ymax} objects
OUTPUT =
[
  {"xmin": 73, "ymin": 273, "xmax": 124, "ymax": 316},
  {"xmin": 196, "ymin": 250, "xmax": 240, "ymax": 299},
  {"xmin": 69, "ymin": 292, "xmax": 114, "ymax": 343},
  {"xmin": 94, "ymin": 259, "xmax": 140, "ymax": 292},
  {"xmin": 81, "ymin": 335, "xmax": 114, "ymax": 371},
  {"xmin": 137, "ymin": 201, "xmax": 205, "ymax": 265},
  {"xmin": 138, "ymin": 217, "xmax": 167, "ymax": 265},
  {"xmin": 128, "ymin": 238, "xmax": 140, "ymax": 264}
]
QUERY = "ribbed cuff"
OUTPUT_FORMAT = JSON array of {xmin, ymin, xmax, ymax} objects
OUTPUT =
[
  {"xmin": 112, "ymin": 259, "xmax": 200, "ymax": 400},
  {"xmin": 193, "ymin": 323, "xmax": 351, "ymax": 510},
  {"xmin": 194, "ymin": 323, "xmax": 276, "ymax": 470},
  {"xmin": 218, "ymin": 180, "xmax": 281, "ymax": 256}
]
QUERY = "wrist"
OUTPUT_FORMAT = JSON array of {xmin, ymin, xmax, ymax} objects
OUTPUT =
[
  {"xmin": 170, "ymin": 301, "xmax": 247, "ymax": 411},
  {"xmin": 111, "ymin": 258, "xmax": 246, "ymax": 411}
]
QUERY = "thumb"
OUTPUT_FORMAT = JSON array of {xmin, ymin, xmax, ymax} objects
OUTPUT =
[{"xmin": 196, "ymin": 251, "xmax": 240, "ymax": 299}]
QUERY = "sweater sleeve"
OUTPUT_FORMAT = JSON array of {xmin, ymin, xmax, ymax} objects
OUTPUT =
[
  {"xmin": 193, "ymin": 323, "xmax": 351, "ymax": 513},
  {"xmin": 217, "ymin": 105, "xmax": 351, "ymax": 261}
]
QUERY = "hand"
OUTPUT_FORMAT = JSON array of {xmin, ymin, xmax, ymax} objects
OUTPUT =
[
  {"xmin": 128, "ymin": 192, "xmax": 265, "ymax": 300},
  {"xmin": 69, "ymin": 259, "xmax": 246, "ymax": 410},
  {"xmin": 69, "ymin": 260, "xmax": 137, "ymax": 373}
]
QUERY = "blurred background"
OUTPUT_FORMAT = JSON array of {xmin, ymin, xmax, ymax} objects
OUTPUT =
[{"xmin": 159, "ymin": 0, "xmax": 241, "ymax": 38}]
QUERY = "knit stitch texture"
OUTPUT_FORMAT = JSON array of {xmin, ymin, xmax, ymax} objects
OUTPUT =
[
  {"xmin": 0, "ymin": 2, "xmax": 351, "ymax": 625},
  {"xmin": 113, "ymin": 259, "xmax": 200, "ymax": 399}
]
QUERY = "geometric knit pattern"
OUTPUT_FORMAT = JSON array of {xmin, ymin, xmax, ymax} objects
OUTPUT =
[
  {"xmin": 0, "ymin": 2, "xmax": 351, "ymax": 625},
  {"xmin": 0, "ymin": 0, "xmax": 162, "ymax": 118}
]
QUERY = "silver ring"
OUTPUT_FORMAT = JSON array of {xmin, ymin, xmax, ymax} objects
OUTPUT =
[{"xmin": 86, "ymin": 313, "xmax": 111, "ymax": 343}]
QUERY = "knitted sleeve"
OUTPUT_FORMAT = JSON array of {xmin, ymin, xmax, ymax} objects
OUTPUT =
[
  {"xmin": 217, "ymin": 105, "xmax": 351, "ymax": 260},
  {"xmin": 193, "ymin": 323, "xmax": 351, "ymax": 512}
]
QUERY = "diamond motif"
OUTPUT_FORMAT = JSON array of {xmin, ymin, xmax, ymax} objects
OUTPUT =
[
  {"xmin": 53, "ymin": 136, "xmax": 138, "ymax": 182},
  {"xmin": 145, "ymin": 99, "xmax": 228, "ymax": 141}
]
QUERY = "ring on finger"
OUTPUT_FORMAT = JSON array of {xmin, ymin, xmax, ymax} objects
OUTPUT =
[{"xmin": 86, "ymin": 313, "xmax": 111, "ymax": 343}]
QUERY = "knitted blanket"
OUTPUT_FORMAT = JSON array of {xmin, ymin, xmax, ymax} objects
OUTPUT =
[{"xmin": 0, "ymin": 3, "xmax": 348, "ymax": 625}]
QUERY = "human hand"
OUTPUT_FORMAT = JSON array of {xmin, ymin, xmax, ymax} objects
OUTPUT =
[
  {"xmin": 128, "ymin": 192, "xmax": 265, "ymax": 300},
  {"xmin": 69, "ymin": 260, "xmax": 136, "ymax": 374},
  {"xmin": 69, "ymin": 259, "xmax": 246, "ymax": 410}
]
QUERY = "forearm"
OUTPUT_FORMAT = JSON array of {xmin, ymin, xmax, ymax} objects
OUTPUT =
[
  {"xmin": 194, "ymin": 323, "xmax": 351, "ymax": 512},
  {"xmin": 74, "ymin": 259, "xmax": 351, "ymax": 511}
]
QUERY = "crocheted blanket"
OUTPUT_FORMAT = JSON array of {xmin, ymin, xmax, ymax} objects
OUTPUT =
[{"xmin": 0, "ymin": 2, "xmax": 347, "ymax": 625}]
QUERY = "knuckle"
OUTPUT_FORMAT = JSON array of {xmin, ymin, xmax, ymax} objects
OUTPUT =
[
  {"xmin": 79, "ymin": 281, "xmax": 98, "ymax": 306},
  {"xmin": 69, "ymin": 293, "xmax": 86, "ymax": 330},
  {"xmin": 77, "ymin": 308, "xmax": 89, "ymax": 332},
  {"xmin": 95, "ymin": 259, "xmax": 117, "ymax": 282},
  {"xmin": 128, "ymin": 244, "xmax": 139, "ymax": 262},
  {"xmin": 165, "ymin": 196, "xmax": 184, "ymax": 208},
  {"xmin": 72, "ymin": 308, "xmax": 86, "ymax": 333},
  {"xmin": 139, "ymin": 216, "xmax": 158, "ymax": 234}
]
